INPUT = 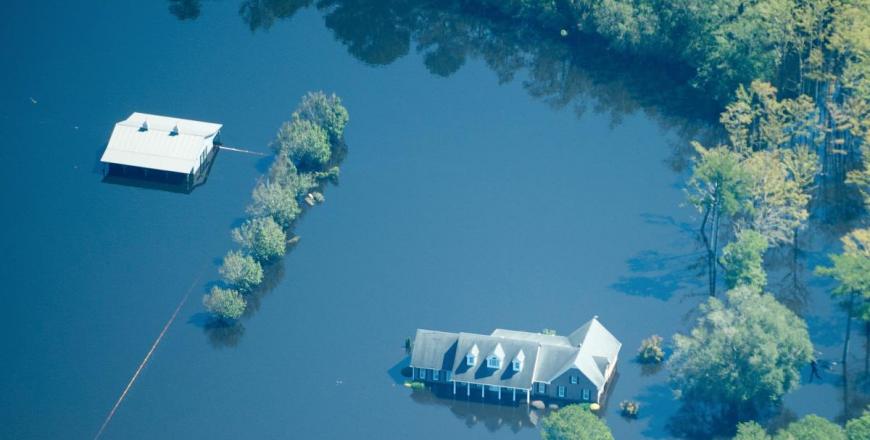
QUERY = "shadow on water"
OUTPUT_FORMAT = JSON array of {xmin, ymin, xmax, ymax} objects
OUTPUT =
[
  {"xmin": 610, "ymin": 214, "xmax": 706, "ymax": 301},
  {"xmin": 101, "ymin": 172, "xmax": 194, "ymax": 195},
  {"xmin": 169, "ymin": 0, "xmax": 720, "ymax": 170},
  {"xmin": 388, "ymin": 355, "xmax": 619, "ymax": 434},
  {"xmin": 408, "ymin": 386, "xmax": 540, "ymax": 433},
  {"xmin": 187, "ymin": 255, "xmax": 287, "ymax": 348},
  {"xmin": 188, "ymin": 313, "xmax": 247, "ymax": 349},
  {"xmin": 168, "ymin": 0, "xmax": 201, "ymax": 20}
]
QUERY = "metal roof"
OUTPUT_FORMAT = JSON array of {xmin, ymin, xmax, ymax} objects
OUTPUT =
[
  {"xmin": 410, "ymin": 317, "xmax": 621, "ymax": 391},
  {"xmin": 100, "ymin": 112, "xmax": 222, "ymax": 174}
]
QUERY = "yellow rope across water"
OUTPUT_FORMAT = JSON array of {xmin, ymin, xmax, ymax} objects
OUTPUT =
[{"xmin": 93, "ymin": 269, "xmax": 205, "ymax": 440}]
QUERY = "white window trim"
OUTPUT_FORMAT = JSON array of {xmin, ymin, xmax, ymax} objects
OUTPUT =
[
  {"xmin": 419, "ymin": 369, "xmax": 426, "ymax": 380},
  {"xmin": 466, "ymin": 354, "xmax": 475, "ymax": 366},
  {"xmin": 433, "ymin": 370, "xmax": 440, "ymax": 381},
  {"xmin": 582, "ymin": 388, "xmax": 590, "ymax": 401},
  {"xmin": 512, "ymin": 359, "xmax": 522, "ymax": 372},
  {"xmin": 570, "ymin": 375, "xmax": 578, "ymax": 384},
  {"xmin": 537, "ymin": 383, "xmax": 546, "ymax": 394},
  {"xmin": 487, "ymin": 356, "xmax": 501, "ymax": 369},
  {"xmin": 557, "ymin": 386, "xmax": 566, "ymax": 398}
]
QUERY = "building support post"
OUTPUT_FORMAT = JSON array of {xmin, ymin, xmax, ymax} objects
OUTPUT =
[
  {"xmin": 498, "ymin": 387, "xmax": 502, "ymax": 400},
  {"xmin": 526, "ymin": 389, "xmax": 530, "ymax": 405},
  {"xmin": 481, "ymin": 385, "xmax": 485, "ymax": 398},
  {"xmin": 513, "ymin": 388, "xmax": 516, "ymax": 402},
  {"xmin": 467, "ymin": 382, "xmax": 470, "ymax": 397},
  {"xmin": 453, "ymin": 381, "xmax": 456, "ymax": 395}
]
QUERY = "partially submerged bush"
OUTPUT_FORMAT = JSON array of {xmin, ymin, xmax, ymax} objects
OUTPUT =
[
  {"xmin": 247, "ymin": 181, "xmax": 301, "ymax": 229},
  {"xmin": 638, "ymin": 334, "xmax": 665, "ymax": 363},
  {"xmin": 404, "ymin": 381, "xmax": 425, "ymax": 390},
  {"xmin": 219, "ymin": 250, "xmax": 263, "ymax": 292},
  {"xmin": 274, "ymin": 118, "xmax": 331, "ymax": 170},
  {"xmin": 620, "ymin": 400, "xmax": 639, "ymax": 418},
  {"xmin": 203, "ymin": 286, "xmax": 246, "ymax": 320},
  {"xmin": 541, "ymin": 405, "xmax": 614, "ymax": 440},
  {"xmin": 232, "ymin": 216, "xmax": 287, "ymax": 262},
  {"xmin": 293, "ymin": 91, "xmax": 349, "ymax": 145}
]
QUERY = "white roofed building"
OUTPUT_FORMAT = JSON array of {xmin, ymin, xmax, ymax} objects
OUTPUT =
[{"xmin": 101, "ymin": 113, "xmax": 222, "ymax": 181}]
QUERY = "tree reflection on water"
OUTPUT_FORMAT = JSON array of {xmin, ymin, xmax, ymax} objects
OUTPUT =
[{"xmin": 170, "ymin": 0, "xmax": 719, "ymax": 175}]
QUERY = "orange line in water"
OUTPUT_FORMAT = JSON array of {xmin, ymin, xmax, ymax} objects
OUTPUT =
[{"xmin": 93, "ymin": 272, "xmax": 202, "ymax": 440}]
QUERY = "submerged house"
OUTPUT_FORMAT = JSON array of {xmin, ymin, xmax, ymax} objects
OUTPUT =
[
  {"xmin": 100, "ymin": 113, "xmax": 222, "ymax": 187},
  {"xmin": 409, "ymin": 317, "xmax": 621, "ymax": 405}
]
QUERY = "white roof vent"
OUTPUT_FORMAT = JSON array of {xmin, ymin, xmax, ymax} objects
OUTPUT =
[
  {"xmin": 139, "ymin": 120, "xmax": 149, "ymax": 131},
  {"xmin": 170, "ymin": 124, "xmax": 179, "ymax": 136}
]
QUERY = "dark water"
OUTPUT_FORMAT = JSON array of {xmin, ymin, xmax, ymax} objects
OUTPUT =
[{"xmin": 1, "ymin": 1, "xmax": 864, "ymax": 439}]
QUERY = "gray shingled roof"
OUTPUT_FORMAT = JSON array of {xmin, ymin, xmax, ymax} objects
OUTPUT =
[
  {"xmin": 410, "ymin": 329, "xmax": 459, "ymax": 371},
  {"xmin": 451, "ymin": 333, "xmax": 540, "ymax": 389},
  {"xmin": 409, "ymin": 317, "xmax": 621, "ymax": 390}
]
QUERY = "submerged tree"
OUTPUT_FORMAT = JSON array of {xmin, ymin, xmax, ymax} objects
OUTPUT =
[
  {"xmin": 267, "ymin": 154, "xmax": 319, "ymax": 198},
  {"xmin": 847, "ymin": 143, "xmax": 870, "ymax": 209},
  {"xmin": 293, "ymin": 91, "xmax": 350, "ymax": 145},
  {"xmin": 815, "ymin": 228, "xmax": 870, "ymax": 369},
  {"xmin": 203, "ymin": 286, "xmax": 246, "ymax": 321},
  {"xmin": 232, "ymin": 216, "xmax": 287, "ymax": 262},
  {"xmin": 733, "ymin": 415, "xmax": 852, "ymax": 440},
  {"xmin": 273, "ymin": 117, "xmax": 332, "ymax": 171},
  {"xmin": 540, "ymin": 405, "xmax": 614, "ymax": 440},
  {"xmin": 721, "ymin": 229, "xmax": 769, "ymax": 291},
  {"xmin": 247, "ymin": 180, "xmax": 301, "ymax": 229},
  {"xmin": 741, "ymin": 150, "xmax": 809, "ymax": 246},
  {"xmin": 846, "ymin": 412, "xmax": 870, "ymax": 440},
  {"xmin": 773, "ymin": 414, "xmax": 845, "ymax": 440},
  {"xmin": 669, "ymin": 286, "xmax": 813, "ymax": 418},
  {"xmin": 686, "ymin": 143, "xmax": 751, "ymax": 295},
  {"xmin": 219, "ymin": 250, "xmax": 264, "ymax": 292},
  {"xmin": 733, "ymin": 421, "xmax": 770, "ymax": 440}
]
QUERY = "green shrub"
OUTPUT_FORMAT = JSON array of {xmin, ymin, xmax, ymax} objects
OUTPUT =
[
  {"xmin": 638, "ymin": 334, "xmax": 665, "ymax": 363},
  {"xmin": 218, "ymin": 250, "xmax": 263, "ymax": 292},
  {"xmin": 247, "ymin": 181, "xmax": 301, "ymax": 229},
  {"xmin": 274, "ymin": 118, "xmax": 331, "ymax": 170},
  {"xmin": 619, "ymin": 400, "xmax": 639, "ymax": 418},
  {"xmin": 404, "ymin": 381, "xmax": 425, "ymax": 390},
  {"xmin": 232, "ymin": 216, "xmax": 287, "ymax": 262},
  {"xmin": 203, "ymin": 286, "xmax": 246, "ymax": 320},
  {"xmin": 293, "ymin": 91, "xmax": 349, "ymax": 145},
  {"xmin": 541, "ymin": 405, "xmax": 614, "ymax": 440}
]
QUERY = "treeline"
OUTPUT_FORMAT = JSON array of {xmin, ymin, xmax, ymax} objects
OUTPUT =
[
  {"xmin": 468, "ymin": 0, "xmax": 869, "ymax": 102},
  {"xmin": 656, "ymin": 64, "xmax": 870, "ymax": 439},
  {"xmin": 203, "ymin": 92, "xmax": 349, "ymax": 321}
]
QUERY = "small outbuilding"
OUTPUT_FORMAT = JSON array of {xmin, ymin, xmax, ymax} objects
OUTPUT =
[{"xmin": 101, "ymin": 112, "xmax": 222, "ymax": 187}]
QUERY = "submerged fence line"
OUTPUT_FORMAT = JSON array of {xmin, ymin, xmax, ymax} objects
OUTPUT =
[{"xmin": 93, "ymin": 269, "xmax": 205, "ymax": 440}]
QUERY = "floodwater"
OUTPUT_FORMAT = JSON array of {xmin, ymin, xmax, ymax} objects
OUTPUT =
[{"xmin": 0, "ymin": 1, "xmax": 864, "ymax": 439}]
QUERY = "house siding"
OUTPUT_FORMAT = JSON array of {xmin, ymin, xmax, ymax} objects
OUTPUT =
[{"xmin": 533, "ymin": 368, "xmax": 598, "ymax": 403}]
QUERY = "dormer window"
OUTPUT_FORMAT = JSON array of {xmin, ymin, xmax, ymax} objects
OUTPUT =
[
  {"xmin": 466, "ymin": 353, "xmax": 476, "ymax": 366},
  {"xmin": 512, "ymin": 350, "xmax": 525, "ymax": 372},
  {"xmin": 466, "ymin": 344, "xmax": 479, "ymax": 366},
  {"xmin": 486, "ymin": 343, "xmax": 505, "ymax": 370}
]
